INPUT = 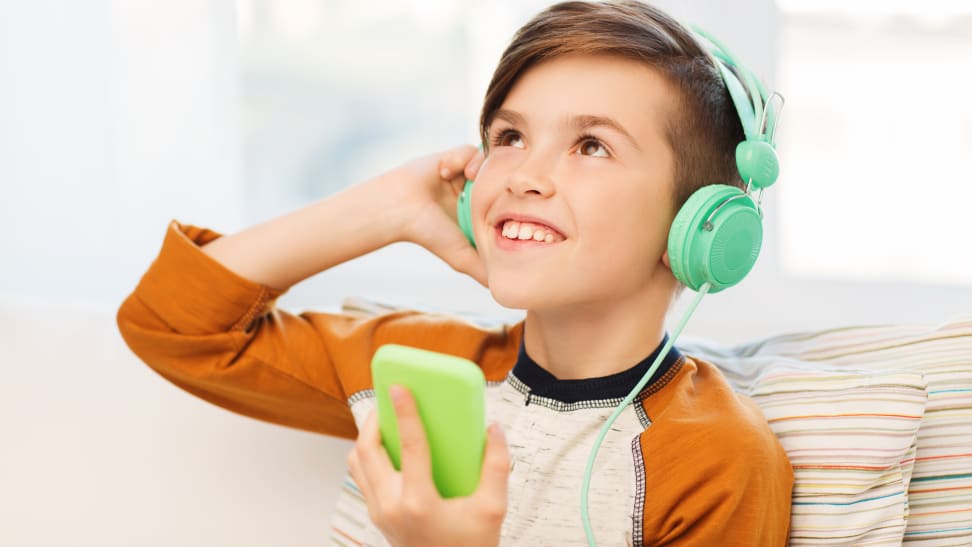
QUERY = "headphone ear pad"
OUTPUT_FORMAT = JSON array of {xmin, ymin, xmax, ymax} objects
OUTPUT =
[
  {"xmin": 456, "ymin": 179, "xmax": 476, "ymax": 248},
  {"xmin": 667, "ymin": 184, "xmax": 763, "ymax": 293}
]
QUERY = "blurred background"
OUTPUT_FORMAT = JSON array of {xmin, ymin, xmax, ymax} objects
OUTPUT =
[{"xmin": 1, "ymin": 0, "xmax": 969, "ymax": 545}]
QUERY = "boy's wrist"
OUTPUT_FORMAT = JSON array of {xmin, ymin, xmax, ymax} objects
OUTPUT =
[{"xmin": 355, "ymin": 169, "xmax": 423, "ymax": 249}]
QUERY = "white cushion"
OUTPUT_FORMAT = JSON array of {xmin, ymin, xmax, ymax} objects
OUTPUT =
[{"xmin": 343, "ymin": 298, "xmax": 972, "ymax": 545}]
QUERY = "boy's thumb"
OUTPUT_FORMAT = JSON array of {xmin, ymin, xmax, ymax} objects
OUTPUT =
[
  {"xmin": 439, "ymin": 144, "xmax": 479, "ymax": 180},
  {"xmin": 476, "ymin": 423, "xmax": 511, "ymax": 503}
]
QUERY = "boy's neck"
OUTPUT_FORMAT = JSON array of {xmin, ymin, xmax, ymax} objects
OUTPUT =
[{"xmin": 521, "ymin": 285, "xmax": 674, "ymax": 380}]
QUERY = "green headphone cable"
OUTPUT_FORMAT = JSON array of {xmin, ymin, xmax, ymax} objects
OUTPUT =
[{"xmin": 580, "ymin": 282, "xmax": 712, "ymax": 547}]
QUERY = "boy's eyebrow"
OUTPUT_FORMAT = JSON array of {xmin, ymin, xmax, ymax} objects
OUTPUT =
[{"xmin": 492, "ymin": 109, "xmax": 527, "ymax": 128}]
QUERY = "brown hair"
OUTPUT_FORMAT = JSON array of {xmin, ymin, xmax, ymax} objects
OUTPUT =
[{"xmin": 479, "ymin": 0, "xmax": 745, "ymax": 210}]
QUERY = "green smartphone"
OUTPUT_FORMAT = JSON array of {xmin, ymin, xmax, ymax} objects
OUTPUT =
[{"xmin": 371, "ymin": 344, "xmax": 487, "ymax": 498}]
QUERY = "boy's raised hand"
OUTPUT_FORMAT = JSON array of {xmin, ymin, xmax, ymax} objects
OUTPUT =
[
  {"xmin": 390, "ymin": 145, "xmax": 487, "ymax": 286},
  {"xmin": 201, "ymin": 144, "xmax": 485, "ymax": 291},
  {"xmin": 346, "ymin": 386, "xmax": 510, "ymax": 547}
]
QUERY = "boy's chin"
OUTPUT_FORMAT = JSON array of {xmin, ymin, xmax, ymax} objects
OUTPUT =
[{"xmin": 488, "ymin": 280, "xmax": 560, "ymax": 311}]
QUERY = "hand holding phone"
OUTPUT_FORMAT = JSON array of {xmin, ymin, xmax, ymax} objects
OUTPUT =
[{"xmin": 371, "ymin": 344, "xmax": 487, "ymax": 498}]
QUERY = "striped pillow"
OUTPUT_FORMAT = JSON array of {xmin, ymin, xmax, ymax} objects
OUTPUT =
[
  {"xmin": 686, "ymin": 317, "xmax": 972, "ymax": 546},
  {"xmin": 679, "ymin": 348, "xmax": 927, "ymax": 545}
]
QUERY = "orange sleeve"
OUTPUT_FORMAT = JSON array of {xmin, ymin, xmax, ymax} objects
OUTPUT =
[
  {"xmin": 116, "ymin": 222, "xmax": 522, "ymax": 439},
  {"xmin": 638, "ymin": 358, "xmax": 793, "ymax": 546}
]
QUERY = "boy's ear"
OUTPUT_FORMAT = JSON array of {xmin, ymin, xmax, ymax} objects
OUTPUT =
[{"xmin": 661, "ymin": 249, "xmax": 672, "ymax": 270}]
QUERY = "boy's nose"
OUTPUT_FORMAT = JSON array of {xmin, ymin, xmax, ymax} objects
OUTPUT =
[{"xmin": 506, "ymin": 155, "xmax": 556, "ymax": 198}]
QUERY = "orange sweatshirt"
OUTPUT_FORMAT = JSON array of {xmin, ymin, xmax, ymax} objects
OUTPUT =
[{"xmin": 117, "ymin": 222, "xmax": 793, "ymax": 546}]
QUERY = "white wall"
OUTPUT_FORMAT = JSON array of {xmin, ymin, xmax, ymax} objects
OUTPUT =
[
  {"xmin": 0, "ymin": 0, "xmax": 245, "ymax": 310},
  {"xmin": 1, "ymin": 1, "xmax": 969, "ymax": 546},
  {"xmin": 0, "ymin": 1, "xmax": 347, "ymax": 545}
]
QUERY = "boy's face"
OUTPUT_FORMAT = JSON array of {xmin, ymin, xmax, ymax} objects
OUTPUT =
[{"xmin": 473, "ymin": 54, "xmax": 679, "ymax": 311}]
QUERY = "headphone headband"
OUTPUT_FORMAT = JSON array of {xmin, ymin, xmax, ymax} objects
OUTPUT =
[
  {"xmin": 691, "ymin": 26, "xmax": 778, "ymax": 148},
  {"xmin": 691, "ymin": 25, "xmax": 782, "ymax": 191}
]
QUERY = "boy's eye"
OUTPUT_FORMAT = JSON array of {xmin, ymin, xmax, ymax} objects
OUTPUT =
[
  {"xmin": 493, "ymin": 129, "xmax": 525, "ymax": 149},
  {"xmin": 577, "ymin": 137, "xmax": 609, "ymax": 158}
]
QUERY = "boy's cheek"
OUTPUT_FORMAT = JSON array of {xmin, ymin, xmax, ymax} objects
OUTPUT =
[{"xmin": 470, "ymin": 181, "xmax": 498, "ymax": 236}]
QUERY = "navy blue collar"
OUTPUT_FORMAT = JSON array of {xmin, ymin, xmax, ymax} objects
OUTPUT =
[{"xmin": 510, "ymin": 335, "xmax": 683, "ymax": 404}]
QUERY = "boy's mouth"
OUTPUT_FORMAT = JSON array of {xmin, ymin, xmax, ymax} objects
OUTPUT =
[{"xmin": 497, "ymin": 219, "xmax": 565, "ymax": 244}]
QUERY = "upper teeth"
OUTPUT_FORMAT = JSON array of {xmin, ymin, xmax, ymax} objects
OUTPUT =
[{"xmin": 502, "ymin": 220, "xmax": 557, "ymax": 243}]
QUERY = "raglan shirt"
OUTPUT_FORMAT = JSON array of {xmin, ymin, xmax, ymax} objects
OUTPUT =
[{"xmin": 117, "ymin": 222, "xmax": 793, "ymax": 546}]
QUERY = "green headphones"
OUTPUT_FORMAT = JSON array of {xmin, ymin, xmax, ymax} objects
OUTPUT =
[{"xmin": 456, "ymin": 26, "xmax": 780, "ymax": 294}]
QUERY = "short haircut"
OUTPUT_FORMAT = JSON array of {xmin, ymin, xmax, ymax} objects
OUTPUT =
[{"xmin": 479, "ymin": 0, "xmax": 746, "ymax": 211}]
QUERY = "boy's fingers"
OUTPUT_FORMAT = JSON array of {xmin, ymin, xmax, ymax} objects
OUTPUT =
[
  {"xmin": 346, "ymin": 448, "xmax": 376, "ymax": 505},
  {"xmin": 438, "ymin": 145, "xmax": 478, "ymax": 180},
  {"xmin": 390, "ymin": 385, "xmax": 436, "ymax": 495},
  {"xmin": 348, "ymin": 419, "xmax": 388, "ymax": 523},
  {"xmin": 463, "ymin": 149, "xmax": 486, "ymax": 181},
  {"xmin": 474, "ymin": 423, "xmax": 512, "ymax": 509},
  {"xmin": 356, "ymin": 410, "xmax": 395, "ymax": 495}
]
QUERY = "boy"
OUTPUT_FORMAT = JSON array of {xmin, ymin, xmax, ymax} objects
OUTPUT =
[{"xmin": 117, "ymin": 1, "xmax": 793, "ymax": 545}]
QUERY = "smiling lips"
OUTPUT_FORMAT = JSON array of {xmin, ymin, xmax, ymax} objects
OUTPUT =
[{"xmin": 500, "ymin": 220, "xmax": 565, "ymax": 244}]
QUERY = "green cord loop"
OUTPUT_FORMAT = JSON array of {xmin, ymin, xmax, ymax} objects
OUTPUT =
[{"xmin": 580, "ymin": 282, "xmax": 711, "ymax": 546}]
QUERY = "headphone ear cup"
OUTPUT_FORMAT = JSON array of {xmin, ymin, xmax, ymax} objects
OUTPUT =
[
  {"xmin": 667, "ymin": 184, "xmax": 763, "ymax": 293},
  {"xmin": 667, "ymin": 190, "xmax": 703, "ymax": 291},
  {"xmin": 457, "ymin": 179, "xmax": 476, "ymax": 248}
]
